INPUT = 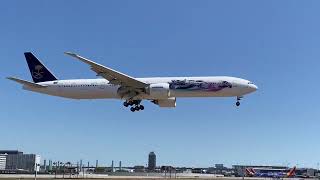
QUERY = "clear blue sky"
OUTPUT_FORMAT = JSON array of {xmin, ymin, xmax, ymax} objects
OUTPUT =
[{"xmin": 1, "ymin": 0, "xmax": 319, "ymax": 168}]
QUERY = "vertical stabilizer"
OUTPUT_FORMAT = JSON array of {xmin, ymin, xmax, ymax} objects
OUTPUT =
[{"xmin": 24, "ymin": 52, "xmax": 58, "ymax": 83}]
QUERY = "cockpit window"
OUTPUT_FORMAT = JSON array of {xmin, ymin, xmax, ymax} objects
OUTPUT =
[{"xmin": 248, "ymin": 82, "xmax": 253, "ymax": 84}]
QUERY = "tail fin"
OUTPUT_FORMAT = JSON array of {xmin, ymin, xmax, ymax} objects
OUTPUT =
[
  {"xmin": 250, "ymin": 168, "xmax": 256, "ymax": 174},
  {"xmin": 286, "ymin": 166, "xmax": 296, "ymax": 177},
  {"xmin": 245, "ymin": 168, "xmax": 252, "ymax": 176},
  {"xmin": 24, "ymin": 52, "xmax": 58, "ymax": 83}
]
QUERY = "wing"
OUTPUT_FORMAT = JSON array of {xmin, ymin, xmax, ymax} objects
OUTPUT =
[
  {"xmin": 7, "ymin": 77, "xmax": 47, "ymax": 88},
  {"xmin": 64, "ymin": 52, "xmax": 148, "ymax": 88}
]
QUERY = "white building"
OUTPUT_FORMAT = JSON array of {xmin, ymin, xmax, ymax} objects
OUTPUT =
[
  {"xmin": 35, "ymin": 155, "xmax": 41, "ymax": 172},
  {"xmin": 0, "ymin": 154, "xmax": 7, "ymax": 170}
]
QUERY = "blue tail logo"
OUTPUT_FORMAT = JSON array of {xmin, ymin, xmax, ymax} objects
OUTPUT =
[{"xmin": 24, "ymin": 52, "xmax": 58, "ymax": 83}]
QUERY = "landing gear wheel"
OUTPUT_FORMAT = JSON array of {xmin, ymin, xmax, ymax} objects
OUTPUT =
[
  {"xmin": 123, "ymin": 102, "xmax": 129, "ymax": 107},
  {"xmin": 126, "ymin": 100, "xmax": 143, "ymax": 112},
  {"xmin": 130, "ymin": 107, "xmax": 135, "ymax": 112},
  {"xmin": 236, "ymin": 101, "xmax": 240, "ymax": 106},
  {"xmin": 134, "ymin": 100, "xmax": 140, "ymax": 106}
]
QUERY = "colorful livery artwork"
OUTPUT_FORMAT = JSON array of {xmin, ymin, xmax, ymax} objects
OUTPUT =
[{"xmin": 169, "ymin": 80, "xmax": 232, "ymax": 91}]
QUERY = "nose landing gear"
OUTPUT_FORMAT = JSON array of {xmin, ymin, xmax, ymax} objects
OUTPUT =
[
  {"xmin": 124, "ymin": 100, "xmax": 144, "ymax": 112},
  {"xmin": 236, "ymin": 96, "xmax": 242, "ymax": 107},
  {"xmin": 236, "ymin": 101, "xmax": 240, "ymax": 106}
]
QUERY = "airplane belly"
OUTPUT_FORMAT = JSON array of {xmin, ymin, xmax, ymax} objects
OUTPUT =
[
  {"xmin": 67, "ymin": 86, "xmax": 119, "ymax": 99},
  {"xmin": 32, "ymin": 86, "xmax": 120, "ymax": 99}
]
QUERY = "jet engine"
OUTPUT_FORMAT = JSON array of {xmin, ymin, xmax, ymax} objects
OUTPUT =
[
  {"xmin": 152, "ymin": 97, "xmax": 176, "ymax": 108},
  {"xmin": 148, "ymin": 83, "xmax": 171, "ymax": 99}
]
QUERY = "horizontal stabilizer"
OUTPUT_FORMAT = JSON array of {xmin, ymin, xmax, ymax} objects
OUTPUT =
[{"xmin": 7, "ymin": 77, "xmax": 47, "ymax": 88}]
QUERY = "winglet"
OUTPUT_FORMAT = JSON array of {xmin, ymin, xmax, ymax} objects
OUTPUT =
[
  {"xmin": 64, "ymin": 51, "xmax": 99, "ymax": 67},
  {"xmin": 64, "ymin": 52, "xmax": 85, "ymax": 62},
  {"xmin": 64, "ymin": 52, "xmax": 78, "ymax": 58}
]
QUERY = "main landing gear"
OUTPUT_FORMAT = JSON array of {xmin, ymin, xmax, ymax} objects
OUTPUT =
[
  {"xmin": 236, "ymin": 96, "xmax": 242, "ymax": 107},
  {"xmin": 123, "ymin": 100, "xmax": 144, "ymax": 112}
]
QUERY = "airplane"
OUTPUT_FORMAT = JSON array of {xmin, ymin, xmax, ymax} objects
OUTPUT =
[
  {"xmin": 245, "ymin": 166, "xmax": 296, "ymax": 178},
  {"xmin": 7, "ymin": 52, "xmax": 258, "ymax": 112}
]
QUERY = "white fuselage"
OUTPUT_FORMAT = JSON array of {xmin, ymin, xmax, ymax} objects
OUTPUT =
[{"xmin": 23, "ymin": 76, "xmax": 257, "ymax": 100}]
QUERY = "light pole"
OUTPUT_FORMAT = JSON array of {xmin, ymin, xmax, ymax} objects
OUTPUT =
[
  {"xmin": 66, "ymin": 162, "xmax": 71, "ymax": 179},
  {"xmin": 60, "ymin": 162, "xmax": 65, "ymax": 179},
  {"xmin": 53, "ymin": 162, "xmax": 57, "ymax": 179}
]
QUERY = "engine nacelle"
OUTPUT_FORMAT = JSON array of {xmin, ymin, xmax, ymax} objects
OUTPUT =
[
  {"xmin": 148, "ymin": 83, "xmax": 171, "ymax": 99},
  {"xmin": 152, "ymin": 97, "xmax": 176, "ymax": 108}
]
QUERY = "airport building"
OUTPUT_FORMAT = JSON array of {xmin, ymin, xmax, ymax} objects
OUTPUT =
[
  {"xmin": 0, "ymin": 150, "xmax": 40, "ymax": 173},
  {"xmin": 148, "ymin": 152, "xmax": 156, "ymax": 171},
  {"xmin": 233, "ymin": 165, "xmax": 288, "ymax": 177},
  {"xmin": 0, "ymin": 154, "xmax": 7, "ymax": 170}
]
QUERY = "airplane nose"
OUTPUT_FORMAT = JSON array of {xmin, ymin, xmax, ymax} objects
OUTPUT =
[{"xmin": 250, "ymin": 84, "xmax": 258, "ymax": 91}]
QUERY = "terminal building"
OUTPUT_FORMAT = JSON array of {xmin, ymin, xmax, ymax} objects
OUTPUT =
[
  {"xmin": 233, "ymin": 165, "xmax": 288, "ymax": 177},
  {"xmin": 0, "ymin": 150, "xmax": 40, "ymax": 173},
  {"xmin": 0, "ymin": 154, "xmax": 7, "ymax": 170}
]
